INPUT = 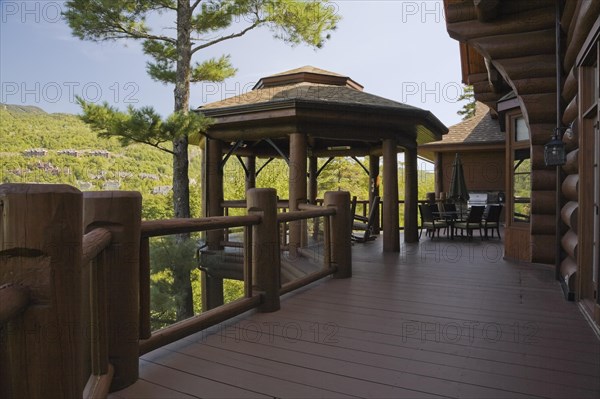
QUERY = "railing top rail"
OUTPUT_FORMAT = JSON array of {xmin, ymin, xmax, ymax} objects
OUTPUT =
[
  {"xmin": 221, "ymin": 200, "xmax": 290, "ymax": 209},
  {"xmin": 82, "ymin": 227, "xmax": 112, "ymax": 265},
  {"xmin": 277, "ymin": 208, "xmax": 336, "ymax": 223},
  {"xmin": 141, "ymin": 214, "xmax": 262, "ymax": 237}
]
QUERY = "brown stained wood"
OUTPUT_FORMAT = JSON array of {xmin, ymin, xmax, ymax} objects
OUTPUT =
[
  {"xmin": 141, "ymin": 215, "xmax": 261, "ymax": 237},
  {"xmin": 206, "ymin": 138, "xmax": 225, "ymax": 250},
  {"xmin": 277, "ymin": 208, "xmax": 335, "ymax": 223},
  {"xmin": 139, "ymin": 238, "xmax": 151, "ymax": 340},
  {"xmin": 564, "ymin": 0, "xmax": 600, "ymax": 72},
  {"xmin": 247, "ymin": 188, "xmax": 280, "ymax": 312},
  {"xmin": 382, "ymin": 139, "xmax": 399, "ymax": 251},
  {"xmin": 561, "ymin": 0, "xmax": 578, "ymax": 34},
  {"xmin": 446, "ymin": 6, "xmax": 555, "ymax": 42},
  {"xmin": 467, "ymin": 72, "xmax": 490, "ymax": 84},
  {"xmin": 530, "ymin": 214, "xmax": 556, "ymax": 235},
  {"xmin": 561, "ymin": 201, "xmax": 579, "ymax": 231},
  {"xmin": 496, "ymin": 54, "xmax": 556, "ymax": 81},
  {"xmin": 83, "ymin": 364, "xmax": 114, "ymax": 399},
  {"xmin": 529, "ymin": 123, "xmax": 556, "ymax": 145},
  {"xmin": 0, "ymin": 184, "xmax": 84, "ymax": 399},
  {"xmin": 563, "ymin": 119, "xmax": 579, "ymax": 151},
  {"xmin": 288, "ymin": 133, "xmax": 307, "ymax": 256},
  {"xmin": 115, "ymin": 239, "xmax": 600, "ymax": 398},
  {"xmin": 324, "ymin": 191, "xmax": 352, "ymax": 278},
  {"xmin": 562, "ymin": 94, "xmax": 578, "ymax": 125},
  {"xmin": 531, "ymin": 144, "xmax": 550, "ymax": 169},
  {"xmin": 139, "ymin": 295, "xmax": 261, "ymax": 355},
  {"xmin": 476, "ymin": 29, "xmax": 555, "ymax": 59},
  {"xmin": 445, "ymin": 2, "xmax": 476, "ymax": 23},
  {"xmin": 404, "ymin": 148, "xmax": 419, "ymax": 243},
  {"xmin": 562, "ymin": 173, "xmax": 579, "ymax": 201},
  {"xmin": 0, "ymin": 284, "xmax": 29, "ymax": 324},
  {"xmin": 83, "ymin": 191, "xmax": 142, "ymax": 391},
  {"xmin": 531, "ymin": 190, "xmax": 556, "ymax": 215},
  {"xmin": 279, "ymin": 268, "xmax": 336, "ymax": 296},
  {"xmin": 531, "ymin": 169, "xmax": 556, "ymax": 191},
  {"xmin": 81, "ymin": 227, "xmax": 112, "ymax": 265},
  {"xmin": 531, "ymin": 234, "xmax": 556, "ymax": 264},
  {"xmin": 474, "ymin": 0, "xmax": 500, "ymax": 22},
  {"xmin": 560, "ymin": 256, "xmax": 578, "ymax": 291},
  {"xmin": 562, "ymin": 67, "xmax": 578, "ymax": 102},
  {"xmin": 519, "ymin": 93, "xmax": 557, "ymax": 124},
  {"xmin": 562, "ymin": 148, "xmax": 579, "ymax": 175},
  {"xmin": 561, "ymin": 229, "xmax": 579, "ymax": 260},
  {"xmin": 511, "ymin": 76, "xmax": 556, "ymax": 96}
]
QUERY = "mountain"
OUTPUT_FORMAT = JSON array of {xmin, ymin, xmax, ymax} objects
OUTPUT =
[{"xmin": 0, "ymin": 104, "xmax": 202, "ymax": 219}]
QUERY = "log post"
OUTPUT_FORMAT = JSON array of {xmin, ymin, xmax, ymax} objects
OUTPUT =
[
  {"xmin": 404, "ymin": 146, "xmax": 419, "ymax": 243},
  {"xmin": 247, "ymin": 188, "xmax": 280, "ymax": 312},
  {"xmin": 0, "ymin": 184, "xmax": 84, "ymax": 398},
  {"xmin": 203, "ymin": 138, "xmax": 225, "ymax": 310},
  {"xmin": 309, "ymin": 155, "xmax": 319, "ymax": 240},
  {"xmin": 83, "ymin": 191, "xmax": 141, "ymax": 392},
  {"xmin": 369, "ymin": 155, "xmax": 381, "ymax": 234},
  {"xmin": 324, "ymin": 191, "xmax": 352, "ymax": 278},
  {"xmin": 245, "ymin": 156, "xmax": 256, "ymax": 192},
  {"xmin": 383, "ymin": 139, "xmax": 400, "ymax": 251},
  {"xmin": 289, "ymin": 133, "xmax": 307, "ymax": 256}
]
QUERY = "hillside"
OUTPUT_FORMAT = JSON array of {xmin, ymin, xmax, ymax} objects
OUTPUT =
[{"xmin": 0, "ymin": 104, "xmax": 202, "ymax": 219}]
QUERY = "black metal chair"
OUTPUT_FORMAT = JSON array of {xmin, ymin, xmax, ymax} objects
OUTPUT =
[
  {"xmin": 454, "ymin": 205, "xmax": 485, "ymax": 240},
  {"xmin": 483, "ymin": 204, "xmax": 502, "ymax": 240},
  {"xmin": 419, "ymin": 204, "xmax": 448, "ymax": 239}
]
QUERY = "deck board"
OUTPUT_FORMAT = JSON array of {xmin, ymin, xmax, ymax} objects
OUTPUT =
[{"xmin": 113, "ymin": 237, "xmax": 600, "ymax": 398}]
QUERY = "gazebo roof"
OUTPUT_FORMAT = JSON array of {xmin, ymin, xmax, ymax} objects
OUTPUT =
[{"xmin": 198, "ymin": 66, "xmax": 447, "ymax": 155}]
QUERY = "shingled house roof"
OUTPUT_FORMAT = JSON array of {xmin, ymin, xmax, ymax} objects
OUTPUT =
[{"xmin": 419, "ymin": 102, "xmax": 504, "ymax": 152}]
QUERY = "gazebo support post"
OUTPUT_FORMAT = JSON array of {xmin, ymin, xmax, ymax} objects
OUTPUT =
[
  {"xmin": 383, "ymin": 138, "xmax": 400, "ymax": 251},
  {"xmin": 245, "ymin": 156, "xmax": 256, "ymax": 191},
  {"xmin": 435, "ymin": 152, "xmax": 444, "ymax": 198},
  {"xmin": 203, "ymin": 138, "xmax": 224, "ymax": 310},
  {"xmin": 309, "ymin": 155, "xmax": 319, "ymax": 239},
  {"xmin": 404, "ymin": 146, "xmax": 419, "ymax": 243},
  {"xmin": 369, "ymin": 154, "xmax": 381, "ymax": 234},
  {"xmin": 289, "ymin": 133, "xmax": 307, "ymax": 256}
]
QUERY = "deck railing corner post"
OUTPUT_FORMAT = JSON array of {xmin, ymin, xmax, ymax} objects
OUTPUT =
[
  {"xmin": 247, "ymin": 188, "xmax": 280, "ymax": 312},
  {"xmin": 324, "ymin": 191, "xmax": 352, "ymax": 279}
]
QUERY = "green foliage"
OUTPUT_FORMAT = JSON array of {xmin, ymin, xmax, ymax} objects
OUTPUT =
[
  {"xmin": 457, "ymin": 85, "xmax": 476, "ymax": 120},
  {"xmin": 77, "ymin": 98, "xmax": 212, "ymax": 154}
]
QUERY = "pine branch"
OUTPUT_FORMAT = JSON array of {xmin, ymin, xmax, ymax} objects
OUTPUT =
[
  {"xmin": 191, "ymin": 20, "xmax": 263, "ymax": 54},
  {"xmin": 190, "ymin": 0, "xmax": 203, "ymax": 12}
]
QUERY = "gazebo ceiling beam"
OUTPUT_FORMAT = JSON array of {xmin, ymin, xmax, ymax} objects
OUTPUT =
[
  {"xmin": 256, "ymin": 157, "xmax": 274, "ymax": 177},
  {"xmin": 351, "ymin": 156, "xmax": 370, "ymax": 176},
  {"xmin": 221, "ymin": 139, "xmax": 244, "ymax": 170},
  {"xmin": 264, "ymin": 138, "xmax": 289, "ymax": 165},
  {"xmin": 316, "ymin": 157, "xmax": 335, "ymax": 177}
]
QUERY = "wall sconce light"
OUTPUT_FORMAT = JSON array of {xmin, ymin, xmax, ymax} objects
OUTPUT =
[{"xmin": 544, "ymin": 125, "xmax": 571, "ymax": 166}]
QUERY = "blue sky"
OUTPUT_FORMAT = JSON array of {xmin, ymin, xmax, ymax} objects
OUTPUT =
[{"xmin": 1, "ymin": 0, "xmax": 465, "ymax": 128}]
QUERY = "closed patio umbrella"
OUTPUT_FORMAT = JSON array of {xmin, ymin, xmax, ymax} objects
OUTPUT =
[{"xmin": 448, "ymin": 153, "xmax": 469, "ymax": 218}]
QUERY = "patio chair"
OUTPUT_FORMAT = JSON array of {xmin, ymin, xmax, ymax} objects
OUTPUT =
[
  {"xmin": 454, "ymin": 205, "xmax": 485, "ymax": 240},
  {"xmin": 352, "ymin": 196, "xmax": 380, "ymax": 243},
  {"xmin": 419, "ymin": 204, "xmax": 448, "ymax": 239},
  {"xmin": 483, "ymin": 204, "xmax": 502, "ymax": 240}
]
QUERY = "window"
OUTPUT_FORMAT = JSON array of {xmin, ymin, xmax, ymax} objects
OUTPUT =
[{"xmin": 509, "ymin": 115, "xmax": 531, "ymax": 224}]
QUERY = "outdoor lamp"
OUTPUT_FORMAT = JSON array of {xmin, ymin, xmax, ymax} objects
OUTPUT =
[{"xmin": 544, "ymin": 126, "xmax": 569, "ymax": 166}]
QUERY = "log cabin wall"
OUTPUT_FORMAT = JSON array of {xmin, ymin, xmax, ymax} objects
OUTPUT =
[{"xmin": 444, "ymin": 0, "xmax": 600, "ymax": 265}]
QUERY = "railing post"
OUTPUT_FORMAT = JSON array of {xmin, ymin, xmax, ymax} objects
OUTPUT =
[
  {"xmin": 83, "ymin": 191, "xmax": 141, "ymax": 392},
  {"xmin": 324, "ymin": 191, "xmax": 352, "ymax": 278},
  {"xmin": 247, "ymin": 188, "xmax": 280, "ymax": 312},
  {"xmin": 0, "ymin": 184, "xmax": 84, "ymax": 398}
]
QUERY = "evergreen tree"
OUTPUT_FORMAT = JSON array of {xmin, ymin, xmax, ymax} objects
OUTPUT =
[
  {"xmin": 457, "ymin": 85, "xmax": 476, "ymax": 120},
  {"xmin": 64, "ymin": 0, "xmax": 339, "ymax": 320}
]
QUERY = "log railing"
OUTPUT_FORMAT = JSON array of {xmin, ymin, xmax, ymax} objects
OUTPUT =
[{"xmin": 0, "ymin": 184, "xmax": 351, "ymax": 398}]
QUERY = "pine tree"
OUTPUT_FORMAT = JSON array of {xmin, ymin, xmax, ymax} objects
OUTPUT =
[
  {"xmin": 64, "ymin": 0, "xmax": 339, "ymax": 320},
  {"xmin": 457, "ymin": 85, "xmax": 476, "ymax": 120}
]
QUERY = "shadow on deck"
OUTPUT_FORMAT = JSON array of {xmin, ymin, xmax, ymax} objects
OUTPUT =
[{"xmin": 112, "ymin": 236, "xmax": 600, "ymax": 398}]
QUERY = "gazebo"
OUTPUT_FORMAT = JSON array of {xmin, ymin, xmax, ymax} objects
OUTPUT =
[{"xmin": 197, "ymin": 66, "xmax": 447, "ymax": 252}]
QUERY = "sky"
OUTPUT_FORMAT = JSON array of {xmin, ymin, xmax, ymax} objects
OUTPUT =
[{"xmin": 0, "ymin": 0, "xmax": 465, "ymax": 128}]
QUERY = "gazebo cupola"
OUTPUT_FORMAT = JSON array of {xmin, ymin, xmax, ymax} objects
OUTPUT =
[{"xmin": 198, "ymin": 66, "xmax": 448, "ymax": 254}]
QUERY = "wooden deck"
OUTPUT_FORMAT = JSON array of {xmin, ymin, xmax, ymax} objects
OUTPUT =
[{"xmin": 112, "ymin": 236, "xmax": 600, "ymax": 398}]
